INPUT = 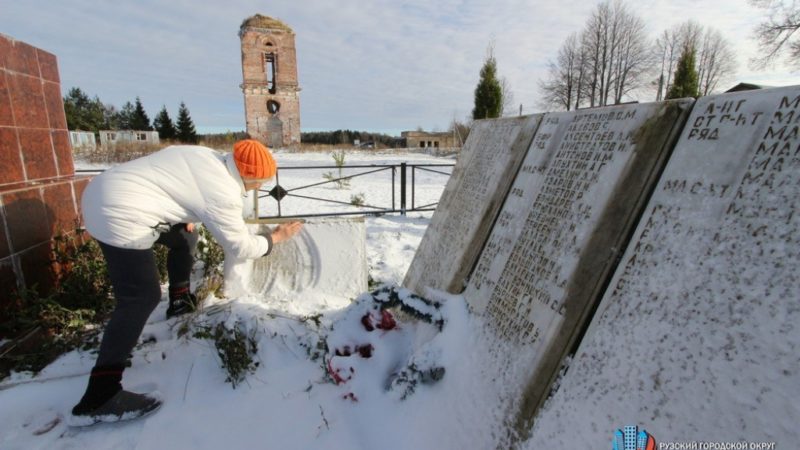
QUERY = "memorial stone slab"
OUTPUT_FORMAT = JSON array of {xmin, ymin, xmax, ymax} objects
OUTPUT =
[
  {"xmin": 403, "ymin": 115, "xmax": 541, "ymax": 296},
  {"xmin": 248, "ymin": 218, "xmax": 367, "ymax": 301},
  {"xmin": 526, "ymin": 86, "xmax": 800, "ymax": 446},
  {"xmin": 462, "ymin": 99, "xmax": 694, "ymax": 432}
]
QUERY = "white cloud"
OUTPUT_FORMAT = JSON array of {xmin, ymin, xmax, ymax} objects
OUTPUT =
[{"xmin": 1, "ymin": 0, "xmax": 798, "ymax": 133}]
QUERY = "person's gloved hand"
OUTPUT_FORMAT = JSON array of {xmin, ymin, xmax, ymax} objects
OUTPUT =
[{"xmin": 270, "ymin": 221, "xmax": 303, "ymax": 244}]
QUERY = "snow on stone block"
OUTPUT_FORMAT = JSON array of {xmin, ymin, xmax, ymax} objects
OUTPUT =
[
  {"xmin": 248, "ymin": 217, "xmax": 367, "ymax": 301},
  {"xmin": 526, "ymin": 86, "xmax": 800, "ymax": 447},
  {"xmin": 403, "ymin": 114, "xmax": 542, "ymax": 296},
  {"xmin": 461, "ymin": 99, "xmax": 694, "ymax": 433}
]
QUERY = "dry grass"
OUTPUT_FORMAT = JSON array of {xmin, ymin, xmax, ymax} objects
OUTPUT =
[{"xmin": 240, "ymin": 14, "xmax": 293, "ymax": 33}]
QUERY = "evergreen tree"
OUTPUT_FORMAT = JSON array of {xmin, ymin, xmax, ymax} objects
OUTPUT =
[
  {"xmin": 472, "ymin": 47, "xmax": 503, "ymax": 120},
  {"xmin": 153, "ymin": 105, "xmax": 177, "ymax": 140},
  {"xmin": 176, "ymin": 102, "xmax": 198, "ymax": 144},
  {"xmin": 63, "ymin": 87, "xmax": 105, "ymax": 132},
  {"xmin": 667, "ymin": 45, "xmax": 700, "ymax": 99},
  {"xmin": 129, "ymin": 97, "xmax": 152, "ymax": 130},
  {"xmin": 115, "ymin": 101, "xmax": 136, "ymax": 130}
]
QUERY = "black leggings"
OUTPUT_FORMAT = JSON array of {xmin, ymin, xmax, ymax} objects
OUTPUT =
[{"xmin": 95, "ymin": 224, "xmax": 198, "ymax": 367}]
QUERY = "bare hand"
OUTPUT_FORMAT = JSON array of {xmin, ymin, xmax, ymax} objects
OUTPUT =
[{"xmin": 271, "ymin": 221, "xmax": 303, "ymax": 244}]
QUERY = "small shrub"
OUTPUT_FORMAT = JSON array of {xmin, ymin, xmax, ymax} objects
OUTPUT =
[
  {"xmin": 194, "ymin": 225, "xmax": 225, "ymax": 299},
  {"xmin": 322, "ymin": 150, "xmax": 351, "ymax": 189},
  {"xmin": 193, "ymin": 321, "xmax": 259, "ymax": 388},
  {"xmin": 350, "ymin": 193, "xmax": 366, "ymax": 207},
  {"xmin": 0, "ymin": 229, "xmax": 114, "ymax": 378}
]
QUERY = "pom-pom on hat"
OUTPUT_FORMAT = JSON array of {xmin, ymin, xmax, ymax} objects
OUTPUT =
[{"xmin": 233, "ymin": 139, "xmax": 276, "ymax": 180}]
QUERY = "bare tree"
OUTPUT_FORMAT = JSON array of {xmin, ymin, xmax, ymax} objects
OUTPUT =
[
  {"xmin": 750, "ymin": 0, "xmax": 800, "ymax": 68},
  {"xmin": 653, "ymin": 21, "xmax": 704, "ymax": 100},
  {"xmin": 654, "ymin": 21, "xmax": 736, "ymax": 99},
  {"xmin": 581, "ymin": 0, "xmax": 650, "ymax": 107},
  {"xmin": 501, "ymin": 77, "xmax": 516, "ymax": 116},
  {"xmin": 697, "ymin": 29, "xmax": 737, "ymax": 95},
  {"xmin": 538, "ymin": 32, "xmax": 586, "ymax": 110},
  {"xmin": 539, "ymin": 0, "xmax": 649, "ymax": 109}
]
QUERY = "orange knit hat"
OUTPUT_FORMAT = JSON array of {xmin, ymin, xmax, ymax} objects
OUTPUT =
[{"xmin": 233, "ymin": 139, "xmax": 276, "ymax": 180}]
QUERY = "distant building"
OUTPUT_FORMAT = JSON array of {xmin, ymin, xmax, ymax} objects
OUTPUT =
[
  {"xmin": 239, "ymin": 14, "xmax": 301, "ymax": 148},
  {"xmin": 401, "ymin": 131, "xmax": 460, "ymax": 149},
  {"xmin": 98, "ymin": 130, "xmax": 160, "ymax": 148},
  {"xmin": 69, "ymin": 131, "xmax": 97, "ymax": 153}
]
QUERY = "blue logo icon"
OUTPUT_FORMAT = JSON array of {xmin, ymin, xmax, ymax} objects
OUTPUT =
[{"xmin": 612, "ymin": 425, "xmax": 656, "ymax": 450}]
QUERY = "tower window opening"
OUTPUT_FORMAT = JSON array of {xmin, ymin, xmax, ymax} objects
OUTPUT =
[{"xmin": 264, "ymin": 52, "xmax": 277, "ymax": 94}]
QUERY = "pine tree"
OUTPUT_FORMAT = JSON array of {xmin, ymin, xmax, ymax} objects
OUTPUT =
[
  {"xmin": 63, "ymin": 87, "xmax": 105, "ymax": 132},
  {"xmin": 129, "ymin": 97, "xmax": 152, "ymax": 130},
  {"xmin": 472, "ymin": 47, "xmax": 503, "ymax": 120},
  {"xmin": 115, "ymin": 101, "xmax": 135, "ymax": 130},
  {"xmin": 176, "ymin": 102, "xmax": 198, "ymax": 144},
  {"xmin": 153, "ymin": 105, "xmax": 177, "ymax": 140},
  {"xmin": 667, "ymin": 45, "xmax": 700, "ymax": 99}
]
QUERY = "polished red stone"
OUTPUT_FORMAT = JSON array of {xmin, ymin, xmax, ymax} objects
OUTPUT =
[
  {"xmin": 42, "ymin": 81, "xmax": 67, "ymax": 130},
  {"xmin": 36, "ymin": 48, "xmax": 59, "ymax": 83},
  {"xmin": 17, "ymin": 128, "xmax": 57, "ymax": 180},
  {"xmin": 0, "ymin": 71, "xmax": 13, "ymax": 126},
  {"xmin": 5, "ymin": 39, "xmax": 39, "ymax": 77},
  {"xmin": 0, "ymin": 127, "xmax": 24, "ymax": 184},
  {"xmin": 52, "ymin": 130, "xmax": 73, "ymax": 176},
  {"xmin": 19, "ymin": 242, "xmax": 56, "ymax": 295},
  {"xmin": 42, "ymin": 181, "xmax": 78, "ymax": 235},
  {"xmin": 8, "ymin": 73, "xmax": 48, "ymax": 129},
  {"xmin": 2, "ymin": 188, "xmax": 51, "ymax": 253}
]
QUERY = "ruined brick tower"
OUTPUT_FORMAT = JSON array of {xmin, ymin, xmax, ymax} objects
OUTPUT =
[{"xmin": 239, "ymin": 14, "xmax": 301, "ymax": 148}]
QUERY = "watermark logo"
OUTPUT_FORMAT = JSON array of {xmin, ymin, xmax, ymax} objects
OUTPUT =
[{"xmin": 612, "ymin": 425, "xmax": 657, "ymax": 450}]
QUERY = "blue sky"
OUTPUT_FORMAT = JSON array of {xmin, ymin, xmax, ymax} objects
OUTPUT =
[{"xmin": 2, "ymin": 0, "xmax": 798, "ymax": 135}]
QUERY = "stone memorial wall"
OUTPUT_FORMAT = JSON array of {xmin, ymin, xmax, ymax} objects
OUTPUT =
[
  {"xmin": 461, "ymin": 99, "xmax": 694, "ymax": 431},
  {"xmin": 0, "ymin": 34, "xmax": 90, "ymax": 313},
  {"xmin": 403, "ymin": 115, "xmax": 541, "ymax": 296},
  {"xmin": 525, "ymin": 86, "xmax": 800, "ymax": 446}
]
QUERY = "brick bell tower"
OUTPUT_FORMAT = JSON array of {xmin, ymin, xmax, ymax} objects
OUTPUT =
[{"xmin": 239, "ymin": 14, "xmax": 301, "ymax": 148}]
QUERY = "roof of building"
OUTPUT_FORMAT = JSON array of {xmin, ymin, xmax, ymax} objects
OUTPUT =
[{"xmin": 240, "ymin": 14, "xmax": 294, "ymax": 33}]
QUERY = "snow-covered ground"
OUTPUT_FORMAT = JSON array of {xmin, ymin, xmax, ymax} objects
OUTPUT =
[{"xmin": 0, "ymin": 150, "xmax": 513, "ymax": 450}]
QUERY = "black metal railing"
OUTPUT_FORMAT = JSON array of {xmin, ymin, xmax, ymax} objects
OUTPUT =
[
  {"xmin": 76, "ymin": 163, "xmax": 455, "ymax": 220},
  {"xmin": 254, "ymin": 163, "xmax": 454, "ymax": 219}
]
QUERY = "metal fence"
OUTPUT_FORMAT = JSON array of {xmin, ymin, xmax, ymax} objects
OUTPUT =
[
  {"xmin": 77, "ymin": 162, "xmax": 456, "ymax": 221},
  {"xmin": 252, "ymin": 162, "xmax": 454, "ymax": 220}
]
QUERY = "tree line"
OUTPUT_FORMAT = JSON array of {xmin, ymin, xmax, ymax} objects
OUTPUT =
[
  {"xmin": 472, "ymin": 0, "xmax": 799, "ymax": 118},
  {"xmin": 63, "ymin": 88, "xmax": 198, "ymax": 143},
  {"xmin": 301, "ymin": 130, "xmax": 401, "ymax": 147}
]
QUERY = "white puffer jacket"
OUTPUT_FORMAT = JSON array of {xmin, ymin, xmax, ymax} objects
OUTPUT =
[{"xmin": 82, "ymin": 145, "xmax": 271, "ymax": 259}]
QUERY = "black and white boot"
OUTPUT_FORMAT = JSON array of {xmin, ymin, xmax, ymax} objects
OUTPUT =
[
  {"xmin": 166, "ymin": 286, "xmax": 198, "ymax": 319},
  {"xmin": 69, "ymin": 365, "xmax": 162, "ymax": 427}
]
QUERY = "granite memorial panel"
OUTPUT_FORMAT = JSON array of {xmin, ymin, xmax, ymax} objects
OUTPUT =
[
  {"xmin": 462, "ymin": 99, "xmax": 695, "ymax": 431},
  {"xmin": 403, "ymin": 115, "xmax": 542, "ymax": 296},
  {"xmin": 525, "ymin": 86, "xmax": 800, "ymax": 445}
]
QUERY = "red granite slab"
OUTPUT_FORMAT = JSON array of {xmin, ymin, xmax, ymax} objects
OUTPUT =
[
  {"xmin": 51, "ymin": 130, "xmax": 73, "ymax": 176},
  {"xmin": 19, "ymin": 241, "xmax": 55, "ymax": 295},
  {"xmin": 42, "ymin": 181, "xmax": 78, "ymax": 235},
  {"xmin": 8, "ymin": 73, "xmax": 48, "ymax": 129},
  {"xmin": 43, "ymin": 81, "xmax": 67, "ymax": 130},
  {"xmin": 0, "ymin": 35, "xmax": 11, "ymax": 70},
  {"xmin": 0, "ymin": 71, "xmax": 13, "ymax": 126},
  {"xmin": 0, "ymin": 209, "xmax": 8, "ymax": 260},
  {"xmin": 36, "ymin": 48, "xmax": 59, "ymax": 83},
  {"xmin": 18, "ymin": 128, "xmax": 57, "ymax": 180},
  {"xmin": 5, "ymin": 39, "xmax": 39, "ymax": 77},
  {"xmin": 2, "ymin": 188, "xmax": 51, "ymax": 253},
  {"xmin": 0, "ymin": 127, "xmax": 24, "ymax": 184}
]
